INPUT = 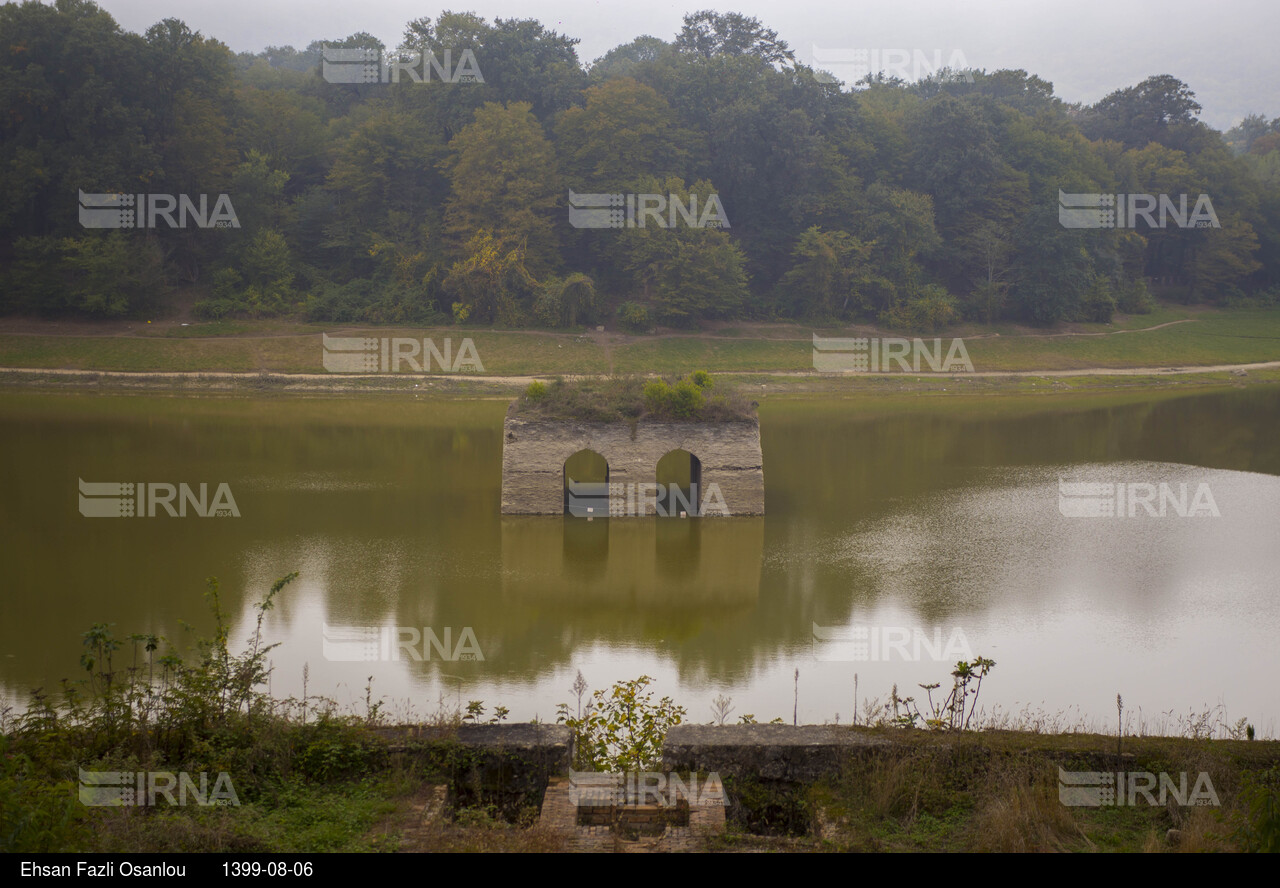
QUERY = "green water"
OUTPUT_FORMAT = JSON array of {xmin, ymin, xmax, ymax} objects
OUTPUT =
[{"xmin": 1, "ymin": 387, "xmax": 1277, "ymax": 733}]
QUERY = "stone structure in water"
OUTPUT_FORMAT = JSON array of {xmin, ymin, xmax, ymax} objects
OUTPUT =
[{"xmin": 500, "ymin": 411, "xmax": 765, "ymax": 517}]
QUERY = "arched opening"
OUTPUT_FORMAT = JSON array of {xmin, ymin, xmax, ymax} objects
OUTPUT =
[
  {"xmin": 563, "ymin": 449, "xmax": 609, "ymax": 517},
  {"xmin": 656, "ymin": 449, "xmax": 702, "ymax": 518}
]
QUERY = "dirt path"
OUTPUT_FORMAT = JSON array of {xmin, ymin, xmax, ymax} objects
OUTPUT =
[
  {"xmin": 726, "ymin": 359, "xmax": 1280, "ymax": 378},
  {"xmin": 962, "ymin": 319, "xmax": 1199, "ymax": 340},
  {"xmin": 2, "ymin": 359, "xmax": 1277, "ymax": 387}
]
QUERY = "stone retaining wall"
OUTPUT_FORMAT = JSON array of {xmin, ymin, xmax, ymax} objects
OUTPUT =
[
  {"xmin": 500, "ymin": 414, "xmax": 765, "ymax": 516},
  {"xmin": 662, "ymin": 724, "xmax": 892, "ymax": 782}
]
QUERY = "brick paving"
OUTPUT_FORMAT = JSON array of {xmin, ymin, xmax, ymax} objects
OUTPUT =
[{"xmin": 539, "ymin": 777, "xmax": 725, "ymax": 852}]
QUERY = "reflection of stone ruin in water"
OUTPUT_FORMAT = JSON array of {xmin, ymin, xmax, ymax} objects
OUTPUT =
[
  {"xmin": 499, "ymin": 411, "xmax": 765, "ymax": 605},
  {"xmin": 500, "ymin": 515, "xmax": 764, "ymax": 606},
  {"xmin": 500, "ymin": 414, "xmax": 765, "ymax": 517}
]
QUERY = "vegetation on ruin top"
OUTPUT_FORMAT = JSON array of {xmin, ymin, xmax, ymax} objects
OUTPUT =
[{"xmin": 511, "ymin": 372, "xmax": 755, "ymax": 423}]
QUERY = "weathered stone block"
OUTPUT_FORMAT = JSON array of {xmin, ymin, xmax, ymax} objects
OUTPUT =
[
  {"xmin": 501, "ymin": 414, "xmax": 765, "ymax": 516},
  {"xmin": 662, "ymin": 724, "xmax": 891, "ymax": 782}
]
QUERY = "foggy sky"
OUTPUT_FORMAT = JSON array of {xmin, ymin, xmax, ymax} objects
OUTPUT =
[{"xmin": 85, "ymin": 0, "xmax": 1280, "ymax": 130}]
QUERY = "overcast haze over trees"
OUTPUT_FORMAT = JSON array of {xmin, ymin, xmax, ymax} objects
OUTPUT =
[{"xmin": 85, "ymin": 0, "xmax": 1280, "ymax": 132}]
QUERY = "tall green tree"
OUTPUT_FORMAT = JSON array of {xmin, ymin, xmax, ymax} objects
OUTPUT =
[
  {"xmin": 776, "ymin": 226, "xmax": 876, "ymax": 319},
  {"xmin": 1081, "ymin": 75, "xmax": 1204, "ymax": 151},
  {"xmin": 615, "ymin": 177, "xmax": 748, "ymax": 325},
  {"xmin": 399, "ymin": 11, "xmax": 585, "ymax": 130},
  {"xmin": 441, "ymin": 101, "xmax": 560, "ymax": 275},
  {"xmin": 554, "ymin": 78, "xmax": 692, "ymax": 189},
  {"xmin": 325, "ymin": 103, "xmax": 447, "ymax": 278},
  {"xmin": 674, "ymin": 10, "xmax": 795, "ymax": 65}
]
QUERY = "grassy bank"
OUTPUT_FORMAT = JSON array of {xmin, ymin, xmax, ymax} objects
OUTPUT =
[
  {"xmin": 2, "ymin": 306, "xmax": 1279, "ymax": 377},
  {"xmin": 714, "ymin": 729, "xmax": 1280, "ymax": 852},
  {"xmin": 6, "ymin": 715, "xmax": 1276, "ymax": 853}
]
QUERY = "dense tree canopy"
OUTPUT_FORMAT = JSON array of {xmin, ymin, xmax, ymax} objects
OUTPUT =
[{"xmin": 2, "ymin": 2, "xmax": 1278, "ymax": 325}]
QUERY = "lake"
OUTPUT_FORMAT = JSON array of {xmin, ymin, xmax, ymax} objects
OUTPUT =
[{"xmin": 1, "ymin": 386, "xmax": 1277, "ymax": 736}]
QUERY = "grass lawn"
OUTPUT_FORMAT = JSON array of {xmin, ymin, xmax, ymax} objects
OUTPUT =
[{"xmin": 0, "ymin": 307, "xmax": 1278, "ymax": 376}]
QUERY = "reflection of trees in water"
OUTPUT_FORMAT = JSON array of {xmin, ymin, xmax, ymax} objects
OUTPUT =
[{"xmin": 763, "ymin": 388, "xmax": 1280, "ymax": 529}]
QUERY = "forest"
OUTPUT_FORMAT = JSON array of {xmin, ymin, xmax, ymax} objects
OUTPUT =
[{"xmin": 3, "ymin": 0, "xmax": 1280, "ymax": 330}]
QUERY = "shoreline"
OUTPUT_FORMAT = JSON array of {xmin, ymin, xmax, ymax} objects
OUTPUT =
[{"xmin": 3, "ymin": 363, "xmax": 1279, "ymax": 398}]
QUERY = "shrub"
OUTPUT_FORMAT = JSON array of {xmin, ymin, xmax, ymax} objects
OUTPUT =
[
  {"xmin": 879, "ymin": 285, "xmax": 960, "ymax": 332},
  {"xmin": 668, "ymin": 379, "xmax": 703, "ymax": 419},
  {"xmin": 532, "ymin": 282, "xmax": 564, "ymax": 327},
  {"xmin": 303, "ymin": 279, "xmax": 375, "ymax": 322},
  {"xmin": 516, "ymin": 373, "xmax": 752, "ymax": 422},
  {"xmin": 1117, "ymin": 278, "xmax": 1154, "ymax": 314},
  {"xmin": 535, "ymin": 273, "xmax": 597, "ymax": 327},
  {"xmin": 302, "ymin": 279, "xmax": 443, "ymax": 324},
  {"xmin": 908, "ymin": 284, "xmax": 961, "ymax": 331},
  {"xmin": 1078, "ymin": 278, "xmax": 1116, "ymax": 322},
  {"xmin": 0, "ymin": 737, "xmax": 89, "ymax": 852},
  {"xmin": 1235, "ymin": 766, "xmax": 1280, "ymax": 852},
  {"xmin": 5, "ymin": 233, "xmax": 167, "ymax": 318},
  {"xmin": 642, "ymin": 379, "xmax": 673, "ymax": 415},
  {"xmin": 617, "ymin": 301, "xmax": 651, "ymax": 332},
  {"xmin": 557, "ymin": 675, "xmax": 686, "ymax": 771}
]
